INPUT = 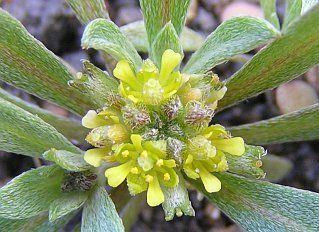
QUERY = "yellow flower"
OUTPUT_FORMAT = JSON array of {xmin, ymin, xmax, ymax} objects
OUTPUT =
[
  {"xmin": 113, "ymin": 49, "xmax": 182, "ymax": 105},
  {"xmin": 82, "ymin": 109, "xmax": 128, "ymax": 167},
  {"xmin": 183, "ymin": 124, "xmax": 245, "ymax": 193},
  {"xmin": 105, "ymin": 134, "xmax": 179, "ymax": 206}
]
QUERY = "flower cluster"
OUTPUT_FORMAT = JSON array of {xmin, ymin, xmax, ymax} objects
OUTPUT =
[{"xmin": 82, "ymin": 49, "xmax": 245, "ymax": 209}]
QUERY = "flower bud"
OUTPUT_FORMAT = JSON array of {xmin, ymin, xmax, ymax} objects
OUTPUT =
[
  {"xmin": 122, "ymin": 105, "xmax": 151, "ymax": 131},
  {"xmin": 184, "ymin": 101, "xmax": 214, "ymax": 127},
  {"xmin": 86, "ymin": 124, "xmax": 128, "ymax": 147},
  {"xmin": 186, "ymin": 136, "xmax": 216, "ymax": 160},
  {"xmin": 167, "ymin": 138, "xmax": 184, "ymax": 166},
  {"xmin": 162, "ymin": 96, "xmax": 182, "ymax": 121}
]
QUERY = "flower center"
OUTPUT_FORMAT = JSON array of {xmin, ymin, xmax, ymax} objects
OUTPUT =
[{"xmin": 142, "ymin": 78, "xmax": 164, "ymax": 104}]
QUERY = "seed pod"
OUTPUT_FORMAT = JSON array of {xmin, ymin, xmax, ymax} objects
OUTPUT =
[
  {"xmin": 166, "ymin": 138, "xmax": 184, "ymax": 166},
  {"xmin": 184, "ymin": 101, "xmax": 214, "ymax": 126},
  {"xmin": 142, "ymin": 128, "xmax": 159, "ymax": 140},
  {"xmin": 61, "ymin": 171, "xmax": 97, "ymax": 192},
  {"xmin": 105, "ymin": 92, "xmax": 124, "ymax": 110},
  {"xmin": 122, "ymin": 104, "xmax": 151, "ymax": 130},
  {"xmin": 162, "ymin": 95, "xmax": 182, "ymax": 121}
]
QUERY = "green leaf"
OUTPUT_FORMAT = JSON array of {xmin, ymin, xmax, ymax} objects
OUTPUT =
[
  {"xmin": 151, "ymin": 22, "xmax": 183, "ymax": 67},
  {"xmin": 262, "ymin": 154, "xmax": 293, "ymax": 182},
  {"xmin": 191, "ymin": 173, "xmax": 319, "ymax": 232},
  {"xmin": 81, "ymin": 19, "xmax": 142, "ymax": 73},
  {"xmin": 301, "ymin": 0, "xmax": 319, "ymax": 13},
  {"xmin": 43, "ymin": 149, "xmax": 91, "ymax": 172},
  {"xmin": 219, "ymin": 5, "xmax": 319, "ymax": 110},
  {"xmin": 0, "ymin": 88, "xmax": 88, "ymax": 142},
  {"xmin": 259, "ymin": 0, "xmax": 280, "ymax": 29},
  {"xmin": 283, "ymin": 0, "xmax": 302, "ymax": 30},
  {"xmin": 82, "ymin": 186, "xmax": 125, "ymax": 232},
  {"xmin": 0, "ymin": 212, "xmax": 74, "ymax": 232},
  {"xmin": 229, "ymin": 104, "xmax": 319, "ymax": 144},
  {"xmin": 0, "ymin": 165, "xmax": 63, "ymax": 219},
  {"xmin": 0, "ymin": 9, "xmax": 95, "ymax": 116},
  {"xmin": 226, "ymin": 145, "xmax": 265, "ymax": 179},
  {"xmin": 183, "ymin": 17, "xmax": 279, "ymax": 74},
  {"xmin": 121, "ymin": 21, "xmax": 205, "ymax": 53},
  {"xmin": 0, "ymin": 98, "xmax": 81, "ymax": 157},
  {"xmin": 49, "ymin": 192, "xmax": 88, "ymax": 222},
  {"xmin": 140, "ymin": 0, "xmax": 191, "ymax": 47},
  {"xmin": 120, "ymin": 194, "xmax": 144, "ymax": 231},
  {"xmin": 66, "ymin": 0, "xmax": 109, "ymax": 25}
]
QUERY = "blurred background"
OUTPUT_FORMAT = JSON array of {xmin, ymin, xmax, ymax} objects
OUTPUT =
[{"xmin": 0, "ymin": 0, "xmax": 318, "ymax": 231}]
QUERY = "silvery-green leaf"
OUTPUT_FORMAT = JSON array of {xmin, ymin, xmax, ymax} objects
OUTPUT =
[
  {"xmin": 0, "ymin": 9, "xmax": 95, "ymax": 116},
  {"xmin": 0, "ymin": 98, "xmax": 81, "ymax": 157},
  {"xmin": 66, "ymin": 0, "xmax": 109, "ymax": 25},
  {"xmin": 121, "ymin": 21, "xmax": 204, "ymax": 53},
  {"xmin": 49, "ymin": 192, "xmax": 88, "ymax": 222},
  {"xmin": 81, "ymin": 19, "xmax": 142, "ymax": 73},
  {"xmin": 190, "ymin": 173, "xmax": 319, "ymax": 232},
  {"xmin": 151, "ymin": 22, "xmax": 183, "ymax": 67},
  {"xmin": 219, "ymin": 5, "xmax": 319, "ymax": 110},
  {"xmin": 0, "ymin": 211, "xmax": 74, "ymax": 232},
  {"xmin": 183, "ymin": 17, "xmax": 279, "ymax": 74},
  {"xmin": 229, "ymin": 104, "xmax": 319, "ymax": 144},
  {"xmin": 0, "ymin": 88, "xmax": 88, "ymax": 142},
  {"xmin": 259, "ymin": 0, "xmax": 280, "ymax": 29},
  {"xmin": 81, "ymin": 186, "xmax": 125, "ymax": 232},
  {"xmin": 140, "ymin": 0, "xmax": 191, "ymax": 47},
  {"xmin": 43, "ymin": 149, "xmax": 91, "ymax": 172},
  {"xmin": 262, "ymin": 154, "xmax": 293, "ymax": 182},
  {"xmin": 0, "ymin": 166, "xmax": 63, "ymax": 219}
]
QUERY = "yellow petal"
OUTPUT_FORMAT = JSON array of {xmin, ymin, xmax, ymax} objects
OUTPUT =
[
  {"xmin": 130, "ymin": 134, "xmax": 143, "ymax": 151},
  {"xmin": 84, "ymin": 147, "xmax": 108, "ymax": 167},
  {"xmin": 82, "ymin": 110, "xmax": 107, "ymax": 129},
  {"xmin": 127, "ymin": 173, "xmax": 148, "ymax": 195},
  {"xmin": 113, "ymin": 60, "xmax": 141, "ymax": 90},
  {"xmin": 159, "ymin": 49, "xmax": 181, "ymax": 81},
  {"xmin": 197, "ymin": 164, "xmax": 221, "ymax": 193},
  {"xmin": 213, "ymin": 137, "xmax": 245, "ymax": 156},
  {"xmin": 147, "ymin": 176, "xmax": 164, "ymax": 206},
  {"xmin": 105, "ymin": 161, "xmax": 134, "ymax": 187}
]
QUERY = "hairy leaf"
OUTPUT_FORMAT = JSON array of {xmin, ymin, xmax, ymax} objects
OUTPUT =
[
  {"xmin": 283, "ymin": 0, "xmax": 302, "ymax": 30},
  {"xmin": 68, "ymin": 60, "xmax": 119, "ymax": 108},
  {"xmin": 259, "ymin": 0, "xmax": 280, "ymax": 29},
  {"xmin": 121, "ymin": 21, "xmax": 205, "ymax": 53},
  {"xmin": 0, "ymin": 98, "xmax": 81, "ymax": 157},
  {"xmin": 0, "ymin": 212, "xmax": 74, "ymax": 232},
  {"xmin": 183, "ymin": 17, "xmax": 279, "ymax": 74},
  {"xmin": 301, "ymin": 0, "xmax": 319, "ymax": 13},
  {"xmin": 229, "ymin": 104, "xmax": 319, "ymax": 144},
  {"xmin": 151, "ymin": 22, "xmax": 183, "ymax": 67},
  {"xmin": 49, "ymin": 192, "xmax": 88, "ymax": 222},
  {"xmin": 140, "ymin": 0, "xmax": 190, "ymax": 47},
  {"xmin": 219, "ymin": 5, "xmax": 319, "ymax": 109},
  {"xmin": 82, "ymin": 186, "xmax": 125, "ymax": 232},
  {"xmin": 43, "ymin": 149, "xmax": 91, "ymax": 172},
  {"xmin": 191, "ymin": 173, "xmax": 319, "ymax": 232},
  {"xmin": 0, "ymin": 9, "xmax": 94, "ymax": 115},
  {"xmin": 82, "ymin": 19, "xmax": 142, "ymax": 73},
  {"xmin": 0, "ymin": 88, "xmax": 88, "ymax": 142},
  {"xmin": 0, "ymin": 166, "xmax": 63, "ymax": 219},
  {"xmin": 262, "ymin": 154, "xmax": 293, "ymax": 182},
  {"xmin": 66, "ymin": 0, "xmax": 109, "ymax": 25}
]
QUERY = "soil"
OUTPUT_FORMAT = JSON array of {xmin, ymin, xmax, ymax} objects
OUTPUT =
[{"xmin": 0, "ymin": 0, "xmax": 318, "ymax": 231}]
